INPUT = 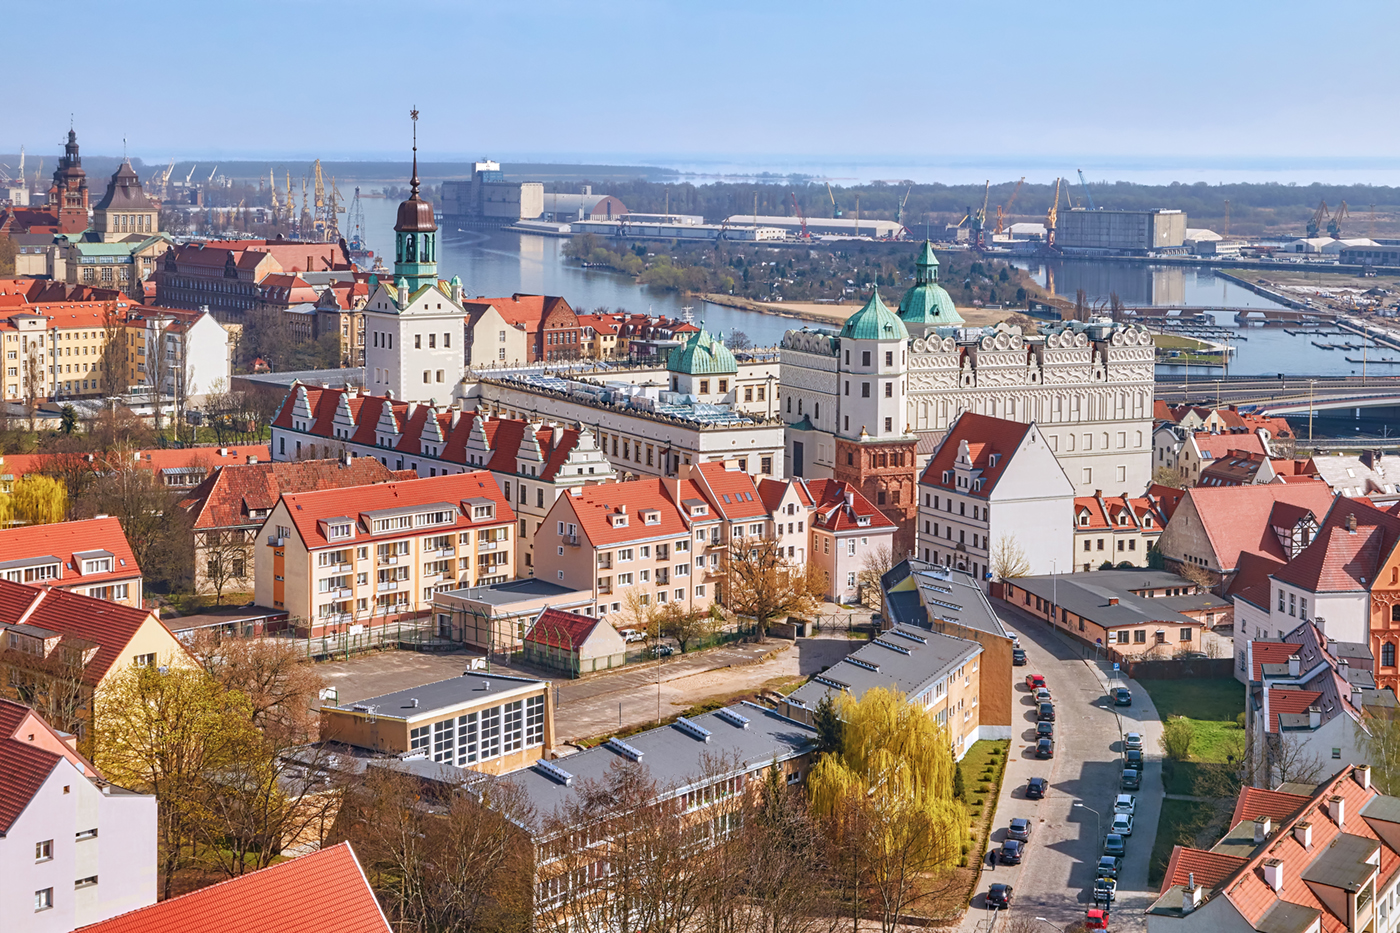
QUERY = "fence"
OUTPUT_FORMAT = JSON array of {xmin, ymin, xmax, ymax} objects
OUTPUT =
[
  {"xmin": 276, "ymin": 617, "xmax": 438, "ymax": 661},
  {"xmin": 1117, "ymin": 656, "xmax": 1235, "ymax": 681}
]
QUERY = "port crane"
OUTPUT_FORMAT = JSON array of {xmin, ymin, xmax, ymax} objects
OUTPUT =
[
  {"xmin": 313, "ymin": 160, "xmax": 327, "ymax": 240},
  {"xmin": 1077, "ymin": 169, "xmax": 1096, "ymax": 210},
  {"xmin": 183, "ymin": 164, "xmax": 197, "ymax": 188},
  {"xmin": 970, "ymin": 180, "xmax": 990, "ymax": 249},
  {"xmin": 825, "ymin": 182, "xmax": 842, "ymax": 217},
  {"xmin": 789, "ymin": 190, "xmax": 810, "ymax": 238},
  {"xmin": 1306, "ymin": 199, "xmax": 1330, "ymax": 238},
  {"xmin": 1327, "ymin": 200, "xmax": 1349, "ymax": 238},
  {"xmin": 207, "ymin": 165, "xmax": 218, "ymax": 184},
  {"xmin": 1046, "ymin": 177, "xmax": 1063, "ymax": 249},
  {"xmin": 993, "ymin": 176, "xmax": 1025, "ymax": 236},
  {"xmin": 269, "ymin": 169, "xmax": 279, "ymax": 224},
  {"xmin": 896, "ymin": 185, "xmax": 912, "ymax": 229}
]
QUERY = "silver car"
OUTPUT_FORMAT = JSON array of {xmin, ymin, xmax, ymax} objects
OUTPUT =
[{"xmin": 1112, "ymin": 812, "xmax": 1134, "ymax": 837}]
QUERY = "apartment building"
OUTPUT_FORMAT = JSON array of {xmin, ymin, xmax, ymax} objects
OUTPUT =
[
  {"xmin": 0, "ymin": 517, "xmax": 141, "ymax": 607},
  {"xmin": 1072, "ymin": 490, "xmax": 1169, "ymax": 571},
  {"xmin": 0, "ymin": 699, "xmax": 156, "ymax": 932},
  {"xmin": 1001, "ymin": 571, "xmax": 1208, "ymax": 657},
  {"xmin": 805, "ymin": 478, "xmax": 898, "ymax": 603},
  {"xmin": 255, "ymin": 473, "xmax": 516, "ymax": 636},
  {"xmin": 123, "ymin": 306, "xmax": 231, "ymax": 404}
]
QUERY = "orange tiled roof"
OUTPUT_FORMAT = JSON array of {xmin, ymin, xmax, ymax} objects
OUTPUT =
[
  {"xmin": 1177, "ymin": 484, "xmax": 1336, "ymax": 572},
  {"xmin": 1160, "ymin": 845, "xmax": 1250, "ymax": 892},
  {"xmin": 1250, "ymin": 642, "xmax": 1299, "ymax": 682},
  {"xmin": 180, "ymin": 458, "xmax": 400, "ymax": 530},
  {"xmin": 525, "ymin": 607, "xmax": 610, "ymax": 650},
  {"xmin": 0, "ymin": 517, "xmax": 140, "ymax": 586},
  {"xmin": 1273, "ymin": 497, "xmax": 1400, "ymax": 595},
  {"xmin": 919, "ymin": 412, "xmax": 1034, "ymax": 500},
  {"xmin": 1230, "ymin": 786, "xmax": 1312, "ymax": 828},
  {"xmin": 806, "ymin": 479, "xmax": 895, "ymax": 532},
  {"xmin": 74, "ymin": 842, "xmax": 391, "ymax": 933},
  {"xmin": 566, "ymin": 478, "xmax": 696, "ymax": 548},
  {"xmin": 695, "ymin": 462, "xmax": 768, "ymax": 520}
]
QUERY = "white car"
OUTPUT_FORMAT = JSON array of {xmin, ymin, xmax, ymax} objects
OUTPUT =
[
  {"xmin": 1112, "ymin": 812, "xmax": 1134, "ymax": 836},
  {"xmin": 1114, "ymin": 794, "xmax": 1137, "ymax": 816}
]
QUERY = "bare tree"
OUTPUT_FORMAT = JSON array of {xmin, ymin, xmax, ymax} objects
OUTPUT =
[
  {"xmin": 22, "ymin": 343, "xmax": 42, "ymax": 431},
  {"xmin": 186, "ymin": 632, "xmax": 325, "ymax": 743},
  {"xmin": 0, "ymin": 639, "xmax": 94, "ymax": 740},
  {"xmin": 199, "ymin": 529, "xmax": 254, "ymax": 604},
  {"xmin": 725, "ymin": 535, "xmax": 824, "ymax": 639},
  {"xmin": 1364, "ymin": 708, "xmax": 1400, "ymax": 796},
  {"xmin": 990, "ymin": 534, "xmax": 1032, "ymax": 581},
  {"xmin": 98, "ymin": 303, "xmax": 131, "ymax": 398},
  {"xmin": 857, "ymin": 543, "xmax": 897, "ymax": 623},
  {"xmin": 657, "ymin": 601, "xmax": 714, "ymax": 653}
]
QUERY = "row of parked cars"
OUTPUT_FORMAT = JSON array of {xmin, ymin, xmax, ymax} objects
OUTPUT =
[{"xmin": 1092, "ymin": 724, "xmax": 1145, "ymax": 908}]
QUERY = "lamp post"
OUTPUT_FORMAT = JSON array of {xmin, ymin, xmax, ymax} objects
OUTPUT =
[
  {"xmin": 1036, "ymin": 919, "xmax": 1063, "ymax": 933},
  {"xmin": 1074, "ymin": 801, "xmax": 1102, "ymax": 849}
]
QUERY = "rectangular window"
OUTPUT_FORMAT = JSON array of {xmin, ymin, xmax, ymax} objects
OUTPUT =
[
  {"xmin": 409, "ymin": 725, "xmax": 430, "ymax": 752},
  {"xmin": 503, "ymin": 700, "xmax": 524, "ymax": 753},
  {"xmin": 884, "ymin": 381, "xmax": 893, "ymax": 398},
  {"xmin": 1180, "ymin": 628, "xmax": 1193, "ymax": 642},
  {"xmin": 35, "ymin": 888, "xmax": 53, "ymax": 912},
  {"xmin": 1134, "ymin": 630, "xmax": 1146, "ymax": 644},
  {"xmin": 526, "ymin": 695, "xmax": 545, "ymax": 746},
  {"xmin": 35, "ymin": 839, "xmax": 52, "ymax": 862},
  {"xmin": 456, "ymin": 711, "xmax": 479, "ymax": 764},
  {"xmin": 480, "ymin": 705, "xmax": 502, "ymax": 759},
  {"xmin": 432, "ymin": 719, "xmax": 455, "ymax": 762}
]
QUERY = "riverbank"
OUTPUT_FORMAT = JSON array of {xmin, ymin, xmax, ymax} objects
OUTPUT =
[{"xmin": 698, "ymin": 292, "xmax": 1032, "ymax": 330}]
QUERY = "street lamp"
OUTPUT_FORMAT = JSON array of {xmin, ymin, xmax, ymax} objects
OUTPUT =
[
  {"xmin": 1074, "ymin": 802, "xmax": 1102, "ymax": 848},
  {"xmin": 1035, "ymin": 919, "xmax": 1063, "ymax": 933}
]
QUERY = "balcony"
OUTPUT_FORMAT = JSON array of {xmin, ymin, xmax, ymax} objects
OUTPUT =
[
  {"xmin": 597, "ymin": 582, "xmax": 613, "ymax": 595},
  {"xmin": 597, "ymin": 555, "xmax": 613, "ymax": 570},
  {"xmin": 562, "ymin": 534, "xmax": 580, "ymax": 547},
  {"xmin": 376, "ymin": 581, "xmax": 399, "ymax": 593},
  {"xmin": 478, "ymin": 541, "xmax": 499, "ymax": 552},
  {"xmin": 378, "ymin": 555, "xmax": 398, "ymax": 565}
]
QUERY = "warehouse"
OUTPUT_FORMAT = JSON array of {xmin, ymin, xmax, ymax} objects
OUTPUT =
[
  {"xmin": 718, "ymin": 214, "xmax": 904, "ymax": 239},
  {"xmin": 1058, "ymin": 208, "xmax": 1187, "ymax": 255}
]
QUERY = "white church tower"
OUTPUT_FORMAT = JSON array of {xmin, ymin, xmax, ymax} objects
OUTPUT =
[{"xmin": 363, "ymin": 110, "xmax": 467, "ymax": 405}]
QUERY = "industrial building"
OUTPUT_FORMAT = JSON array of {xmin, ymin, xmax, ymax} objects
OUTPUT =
[
  {"xmin": 571, "ymin": 219, "xmax": 785, "ymax": 241},
  {"xmin": 538, "ymin": 188, "xmax": 627, "ymax": 222},
  {"xmin": 1058, "ymin": 208, "xmax": 1187, "ymax": 255},
  {"xmin": 440, "ymin": 160, "xmax": 545, "ymax": 228},
  {"xmin": 718, "ymin": 214, "xmax": 903, "ymax": 239}
]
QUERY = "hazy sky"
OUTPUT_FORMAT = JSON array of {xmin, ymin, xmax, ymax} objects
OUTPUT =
[{"xmin": 9, "ymin": 0, "xmax": 1400, "ymax": 182}]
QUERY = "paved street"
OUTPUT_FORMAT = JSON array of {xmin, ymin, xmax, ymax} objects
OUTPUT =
[{"xmin": 962, "ymin": 603, "xmax": 1164, "ymax": 933}]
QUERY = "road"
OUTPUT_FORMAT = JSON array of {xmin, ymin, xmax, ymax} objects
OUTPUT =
[{"xmin": 961, "ymin": 603, "xmax": 1164, "ymax": 933}]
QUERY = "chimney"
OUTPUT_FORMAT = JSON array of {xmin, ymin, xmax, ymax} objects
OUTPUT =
[
  {"xmin": 1181, "ymin": 874, "xmax": 1202, "ymax": 914},
  {"xmin": 1263, "ymin": 858, "xmax": 1284, "ymax": 893},
  {"xmin": 1308, "ymin": 706, "xmax": 1321, "ymax": 729},
  {"xmin": 451, "ymin": 408, "xmax": 462, "ymax": 429},
  {"xmin": 1355, "ymin": 765, "xmax": 1372, "ymax": 790},
  {"xmin": 1328, "ymin": 794, "xmax": 1345, "ymax": 828},
  {"xmin": 1328, "ymin": 636, "xmax": 1337, "ymax": 654},
  {"xmin": 1294, "ymin": 821, "xmax": 1312, "ymax": 848},
  {"xmin": 1347, "ymin": 513, "xmax": 1358, "ymax": 534},
  {"xmin": 1108, "ymin": 597, "xmax": 1120, "ymax": 606},
  {"xmin": 1288, "ymin": 654, "xmax": 1302, "ymax": 677},
  {"xmin": 1253, "ymin": 816, "xmax": 1272, "ymax": 843},
  {"xmin": 246, "ymin": 455, "xmax": 258, "ymax": 464},
  {"xmin": 341, "ymin": 449, "xmax": 353, "ymax": 467},
  {"xmin": 1352, "ymin": 687, "xmax": 1365, "ymax": 710}
]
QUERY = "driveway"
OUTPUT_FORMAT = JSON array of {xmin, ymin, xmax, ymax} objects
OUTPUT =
[{"xmin": 963, "ymin": 603, "xmax": 1164, "ymax": 933}]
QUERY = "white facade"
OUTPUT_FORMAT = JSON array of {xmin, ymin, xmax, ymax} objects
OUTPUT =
[
  {"xmin": 139, "ymin": 310, "xmax": 231, "ymax": 404},
  {"xmin": 781, "ymin": 319, "xmax": 1155, "ymax": 494},
  {"xmin": 0, "ymin": 755, "xmax": 156, "ymax": 931},
  {"xmin": 1267, "ymin": 577, "xmax": 1368, "ymax": 645},
  {"xmin": 364, "ymin": 278, "xmax": 468, "ymax": 405}
]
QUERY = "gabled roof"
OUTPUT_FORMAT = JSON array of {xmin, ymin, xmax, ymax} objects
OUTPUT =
[
  {"xmin": 805, "ymin": 479, "xmax": 896, "ymax": 532},
  {"xmin": 919, "ymin": 412, "xmax": 1034, "ymax": 500},
  {"xmin": 1159, "ymin": 845, "xmax": 1251, "ymax": 892},
  {"xmin": 460, "ymin": 294, "xmax": 576, "ymax": 335},
  {"xmin": 525, "ymin": 607, "xmax": 610, "ymax": 650},
  {"xmin": 1228, "ymin": 551, "xmax": 1288, "ymax": 608},
  {"xmin": 1273, "ymin": 497, "xmax": 1400, "ymax": 595},
  {"xmin": 180, "ymin": 457, "xmax": 400, "ymax": 530},
  {"xmin": 0, "ymin": 714, "xmax": 62, "ymax": 833},
  {"xmin": 1230, "ymin": 786, "xmax": 1313, "ymax": 828},
  {"xmin": 694, "ymin": 462, "xmax": 767, "ymax": 520},
  {"xmin": 1175, "ymin": 484, "xmax": 1336, "ymax": 572},
  {"xmin": 0, "ymin": 517, "xmax": 140, "ymax": 585},
  {"xmin": 564, "ymin": 478, "xmax": 694, "ymax": 548},
  {"xmin": 74, "ymin": 842, "xmax": 391, "ymax": 933},
  {"xmin": 1193, "ymin": 429, "xmax": 1269, "ymax": 461},
  {"xmin": 1250, "ymin": 641, "xmax": 1300, "ymax": 682}
]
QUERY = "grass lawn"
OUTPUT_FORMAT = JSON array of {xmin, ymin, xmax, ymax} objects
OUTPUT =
[
  {"xmin": 1142, "ymin": 678, "xmax": 1245, "ymax": 762},
  {"xmin": 1149, "ymin": 798, "xmax": 1217, "ymax": 887}
]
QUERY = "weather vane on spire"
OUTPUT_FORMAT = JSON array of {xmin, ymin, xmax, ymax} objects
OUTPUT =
[{"xmin": 409, "ymin": 107, "xmax": 420, "ymax": 194}]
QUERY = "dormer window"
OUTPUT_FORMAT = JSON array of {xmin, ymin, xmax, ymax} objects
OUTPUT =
[
  {"xmin": 327, "ymin": 522, "xmax": 353, "ymax": 540},
  {"xmin": 943, "ymin": 470, "xmax": 953, "ymax": 485},
  {"xmin": 1144, "ymin": 515, "xmax": 1153, "ymax": 528},
  {"xmin": 83, "ymin": 557, "xmax": 112, "ymax": 575},
  {"xmin": 642, "ymin": 510, "xmax": 661, "ymax": 525},
  {"xmin": 612, "ymin": 514, "xmax": 629, "ymax": 528},
  {"xmin": 857, "ymin": 515, "xmax": 872, "ymax": 526},
  {"xmin": 1078, "ymin": 512, "xmax": 1090, "ymax": 526}
]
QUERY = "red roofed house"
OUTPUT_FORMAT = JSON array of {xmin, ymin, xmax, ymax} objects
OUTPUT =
[
  {"xmin": 180, "ymin": 455, "xmax": 406, "ymax": 598},
  {"xmin": 0, "ymin": 445, "xmax": 270, "ymax": 494},
  {"xmin": 269, "ymin": 385, "xmax": 616, "ymax": 574},
  {"xmin": 1198, "ymin": 449, "xmax": 1318, "ymax": 488},
  {"xmin": 806, "ymin": 478, "xmax": 898, "ymax": 603},
  {"xmin": 254, "ymin": 473, "xmax": 517, "ymax": 637},
  {"xmin": 0, "ymin": 698, "xmax": 157, "ymax": 930},
  {"xmin": 1072, "ymin": 490, "xmax": 1170, "ymax": 572},
  {"xmin": 1147, "ymin": 764, "xmax": 1400, "ymax": 933},
  {"xmin": 153, "ymin": 239, "xmax": 353, "ymax": 323},
  {"xmin": 0, "ymin": 517, "xmax": 142, "ymax": 607},
  {"xmin": 0, "ymin": 579, "xmax": 196, "ymax": 737},
  {"xmin": 1156, "ymin": 483, "xmax": 1337, "ymax": 591},
  {"xmin": 75, "ymin": 841, "xmax": 390, "ymax": 933},
  {"xmin": 522, "ymin": 606, "xmax": 627, "ymax": 675},
  {"xmin": 463, "ymin": 294, "xmax": 581, "ymax": 366},
  {"xmin": 917, "ymin": 412, "xmax": 1074, "ymax": 582}
]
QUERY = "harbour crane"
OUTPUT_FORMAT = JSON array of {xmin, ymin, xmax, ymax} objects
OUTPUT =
[
  {"xmin": 1306, "ymin": 199, "xmax": 1330, "ymax": 238},
  {"xmin": 313, "ymin": 160, "xmax": 327, "ymax": 240},
  {"xmin": 184, "ymin": 164, "xmax": 197, "ymax": 186},
  {"xmin": 1327, "ymin": 200, "xmax": 1349, "ymax": 239},
  {"xmin": 269, "ymin": 169, "xmax": 279, "ymax": 223},
  {"xmin": 207, "ymin": 165, "xmax": 218, "ymax": 183},
  {"xmin": 993, "ymin": 176, "xmax": 1025, "ymax": 236},
  {"xmin": 971, "ymin": 180, "xmax": 990, "ymax": 249},
  {"xmin": 1077, "ymin": 169, "xmax": 1096, "ymax": 210},
  {"xmin": 286, "ymin": 173, "xmax": 294, "ymax": 235},
  {"xmin": 1046, "ymin": 177, "xmax": 1063, "ymax": 249},
  {"xmin": 326, "ymin": 176, "xmax": 343, "ymax": 242},
  {"xmin": 789, "ymin": 190, "xmax": 810, "ymax": 239},
  {"xmin": 157, "ymin": 159, "xmax": 174, "ymax": 199},
  {"xmin": 1223, "ymin": 199, "xmax": 1230, "ymax": 238},
  {"xmin": 896, "ymin": 185, "xmax": 912, "ymax": 228},
  {"xmin": 825, "ymin": 182, "xmax": 842, "ymax": 217}
]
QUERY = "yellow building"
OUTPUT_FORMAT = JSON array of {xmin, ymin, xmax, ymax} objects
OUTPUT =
[{"xmin": 255, "ymin": 472, "xmax": 516, "ymax": 637}]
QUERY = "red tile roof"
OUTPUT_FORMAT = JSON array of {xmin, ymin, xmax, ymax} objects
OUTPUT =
[
  {"xmin": 1176, "ymin": 484, "xmax": 1336, "ymax": 572},
  {"xmin": 75, "ymin": 842, "xmax": 391, "ymax": 933},
  {"xmin": 919, "ymin": 412, "xmax": 1033, "ymax": 500},
  {"xmin": 0, "ymin": 734, "xmax": 60, "ymax": 834},
  {"xmin": 1263, "ymin": 688, "xmax": 1324, "ymax": 732},
  {"xmin": 0, "ymin": 517, "xmax": 140, "ymax": 586},
  {"xmin": 564, "ymin": 478, "xmax": 695, "ymax": 548},
  {"xmin": 806, "ymin": 479, "xmax": 896, "ymax": 532},
  {"xmin": 1160, "ymin": 845, "xmax": 1250, "ymax": 892},
  {"xmin": 1250, "ymin": 641, "xmax": 1299, "ymax": 682},
  {"xmin": 180, "ymin": 458, "xmax": 400, "ymax": 530},
  {"xmin": 278, "ymin": 473, "xmax": 514, "ymax": 550},
  {"xmin": 1193, "ymin": 430, "xmax": 1268, "ymax": 461},
  {"xmin": 1073, "ymin": 493, "xmax": 1168, "ymax": 533},
  {"xmin": 695, "ymin": 462, "xmax": 768, "ymax": 520},
  {"xmin": 525, "ymin": 607, "xmax": 610, "ymax": 650},
  {"xmin": 1148, "ymin": 483, "xmax": 1187, "ymax": 520},
  {"xmin": 1273, "ymin": 497, "xmax": 1400, "ymax": 594},
  {"xmin": 0, "ymin": 446, "xmax": 269, "ymax": 483},
  {"xmin": 1230, "ymin": 786, "xmax": 1314, "ymax": 829},
  {"xmin": 461, "ymin": 294, "xmax": 576, "ymax": 335}
]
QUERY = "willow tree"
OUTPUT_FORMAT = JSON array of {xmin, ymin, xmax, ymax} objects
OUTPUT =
[{"xmin": 809, "ymin": 687, "xmax": 966, "ymax": 933}]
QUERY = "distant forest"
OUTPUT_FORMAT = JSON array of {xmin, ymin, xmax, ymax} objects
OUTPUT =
[{"xmin": 545, "ymin": 178, "xmax": 1400, "ymax": 238}]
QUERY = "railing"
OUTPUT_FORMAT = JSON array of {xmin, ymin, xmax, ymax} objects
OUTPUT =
[
  {"xmin": 562, "ymin": 534, "xmax": 580, "ymax": 547},
  {"xmin": 478, "ymin": 541, "xmax": 499, "ymax": 552},
  {"xmin": 597, "ymin": 555, "xmax": 613, "ymax": 569},
  {"xmin": 376, "ymin": 581, "xmax": 398, "ymax": 593},
  {"xmin": 378, "ymin": 555, "xmax": 398, "ymax": 565}
]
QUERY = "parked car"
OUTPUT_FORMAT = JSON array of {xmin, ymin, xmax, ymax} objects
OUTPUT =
[
  {"xmin": 1124, "ymin": 732, "xmax": 1143, "ymax": 752},
  {"xmin": 1038, "ymin": 702, "xmax": 1055, "ymax": 722},
  {"xmin": 651, "ymin": 644, "xmax": 675, "ymax": 658},
  {"xmin": 1097, "ymin": 855, "xmax": 1121, "ymax": 880},
  {"xmin": 1026, "ymin": 777, "xmax": 1048, "ymax": 799},
  {"xmin": 1124, "ymin": 748, "xmax": 1143, "ymax": 769},
  {"xmin": 1114, "ymin": 687, "xmax": 1132, "ymax": 706},
  {"xmin": 1112, "ymin": 813, "xmax": 1134, "ymax": 837},
  {"xmin": 1085, "ymin": 908, "xmax": 1109, "ymax": 930},
  {"xmin": 1000, "ymin": 839, "xmax": 1024, "ymax": 864},
  {"xmin": 1114, "ymin": 794, "xmax": 1137, "ymax": 816},
  {"xmin": 1036, "ymin": 737, "xmax": 1055, "ymax": 758},
  {"xmin": 1008, "ymin": 818, "xmax": 1031, "ymax": 842},
  {"xmin": 1094, "ymin": 878, "xmax": 1118, "ymax": 905},
  {"xmin": 1026, "ymin": 674, "xmax": 1046, "ymax": 690},
  {"xmin": 1036, "ymin": 720, "xmax": 1055, "ymax": 738},
  {"xmin": 1012, "ymin": 647, "xmax": 1027, "ymax": 666},
  {"xmin": 1121, "ymin": 768, "xmax": 1141, "ymax": 790},
  {"xmin": 621, "ymin": 629, "xmax": 647, "ymax": 643},
  {"xmin": 1034, "ymin": 687, "xmax": 1053, "ymax": 704},
  {"xmin": 986, "ymin": 884, "xmax": 1013, "ymax": 909},
  {"xmin": 1103, "ymin": 833, "xmax": 1126, "ymax": 858}
]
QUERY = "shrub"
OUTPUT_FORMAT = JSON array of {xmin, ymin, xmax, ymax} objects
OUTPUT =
[
  {"xmin": 1236, "ymin": 711, "xmax": 1246, "ymax": 729},
  {"xmin": 1161, "ymin": 715, "xmax": 1195, "ymax": 761}
]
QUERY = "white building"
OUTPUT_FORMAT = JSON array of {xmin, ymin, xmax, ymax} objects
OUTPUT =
[
  {"xmin": 0, "ymin": 699, "xmax": 156, "ymax": 931},
  {"xmin": 916, "ymin": 411, "xmax": 1074, "ymax": 581},
  {"xmin": 134, "ymin": 307, "xmax": 231, "ymax": 404}
]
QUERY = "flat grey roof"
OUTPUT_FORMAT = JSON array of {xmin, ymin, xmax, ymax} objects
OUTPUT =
[
  {"xmin": 504, "ymin": 702, "xmax": 816, "ymax": 827},
  {"xmin": 1300, "ymin": 832, "xmax": 1379, "ymax": 890},
  {"xmin": 442, "ymin": 578, "xmax": 592, "ymax": 608},
  {"xmin": 0, "ymin": 555, "xmax": 60, "ymax": 571},
  {"xmin": 784, "ymin": 626, "xmax": 981, "ymax": 713},
  {"xmin": 232, "ymin": 368, "xmax": 366, "ymax": 390},
  {"xmin": 880, "ymin": 560, "xmax": 1007, "ymax": 639},
  {"xmin": 1255, "ymin": 900, "xmax": 1323, "ymax": 933},
  {"xmin": 332, "ymin": 672, "xmax": 546, "ymax": 719},
  {"xmin": 1010, "ymin": 573, "xmax": 1200, "ymax": 628},
  {"xmin": 1362, "ymin": 794, "xmax": 1400, "ymax": 824}
]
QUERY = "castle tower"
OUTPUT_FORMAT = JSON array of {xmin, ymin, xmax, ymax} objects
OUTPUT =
[
  {"xmin": 897, "ymin": 241, "xmax": 964, "ymax": 336},
  {"xmin": 92, "ymin": 160, "xmax": 158, "ymax": 242},
  {"xmin": 49, "ymin": 128, "xmax": 89, "ymax": 235},
  {"xmin": 393, "ymin": 110, "xmax": 438, "ymax": 294},
  {"xmin": 832, "ymin": 290, "xmax": 917, "ymax": 552}
]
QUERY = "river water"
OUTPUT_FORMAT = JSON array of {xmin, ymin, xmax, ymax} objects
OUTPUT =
[{"xmin": 353, "ymin": 198, "xmax": 1370, "ymax": 377}]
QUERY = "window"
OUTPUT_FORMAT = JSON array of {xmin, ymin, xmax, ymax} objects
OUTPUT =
[
  {"xmin": 433, "ymin": 719, "xmax": 455, "ymax": 762},
  {"xmin": 480, "ymin": 705, "xmax": 502, "ymax": 759},
  {"xmin": 1116, "ymin": 631, "xmax": 1130, "ymax": 644},
  {"xmin": 1384, "ymin": 643, "xmax": 1396, "ymax": 667},
  {"xmin": 1133, "ymin": 630, "xmax": 1146, "ymax": 644},
  {"xmin": 133, "ymin": 653, "xmax": 156, "ymax": 668},
  {"xmin": 35, "ymin": 888, "xmax": 53, "ymax": 912},
  {"xmin": 75, "ymin": 876, "xmax": 98, "ymax": 889},
  {"xmin": 409, "ymin": 725, "xmax": 430, "ymax": 752},
  {"xmin": 1333, "ymin": 748, "xmax": 1343, "ymax": 759},
  {"xmin": 846, "ymin": 540, "xmax": 856, "ymax": 556},
  {"xmin": 456, "ymin": 712, "xmax": 479, "ymax": 764},
  {"xmin": 885, "ymin": 350, "xmax": 893, "ymax": 366},
  {"xmin": 862, "ymin": 351, "xmax": 871, "ymax": 366},
  {"xmin": 504, "ymin": 700, "xmax": 524, "ymax": 753},
  {"xmin": 862, "ymin": 382, "xmax": 870, "ymax": 398},
  {"xmin": 36, "ymin": 839, "xmax": 53, "ymax": 862},
  {"xmin": 526, "ymin": 695, "xmax": 545, "ymax": 746}
]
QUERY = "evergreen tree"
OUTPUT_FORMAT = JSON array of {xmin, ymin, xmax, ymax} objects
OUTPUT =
[
  {"xmin": 953, "ymin": 762, "xmax": 966, "ymax": 800},
  {"xmin": 814, "ymin": 694, "xmax": 844, "ymax": 756}
]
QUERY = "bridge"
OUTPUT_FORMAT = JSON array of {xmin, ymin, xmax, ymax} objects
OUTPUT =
[
  {"xmin": 1155, "ymin": 374, "xmax": 1400, "ymax": 414},
  {"xmin": 1119, "ymin": 306, "xmax": 1334, "ymax": 323}
]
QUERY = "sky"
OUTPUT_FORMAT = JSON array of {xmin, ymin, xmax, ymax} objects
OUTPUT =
[{"xmin": 9, "ymin": 0, "xmax": 1400, "ymax": 184}]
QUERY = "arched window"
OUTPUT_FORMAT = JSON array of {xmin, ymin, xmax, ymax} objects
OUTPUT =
[
  {"xmin": 1384, "ymin": 643, "xmax": 1397, "ymax": 668},
  {"xmin": 1392, "ymin": 605, "xmax": 1400, "ymax": 623}
]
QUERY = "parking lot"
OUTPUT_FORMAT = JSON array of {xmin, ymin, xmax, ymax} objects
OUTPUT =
[{"xmin": 962, "ymin": 603, "xmax": 1164, "ymax": 933}]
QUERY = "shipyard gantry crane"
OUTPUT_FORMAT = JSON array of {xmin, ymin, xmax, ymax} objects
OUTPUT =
[
  {"xmin": 326, "ymin": 175, "xmax": 343, "ymax": 242},
  {"xmin": 971, "ymin": 180, "xmax": 991, "ymax": 249},
  {"xmin": 1046, "ymin": 177, "xmax": 1063, "ymax": 250},
  {"xmin": 789, "ymin": 190, "xmax": 810, "ymax": 238},
  {"xmin": 825, "ymin": 182, "xmax": 842, "ymax": 217},
  {"xmin": 896, "ymin": 185, "xmax": 912, "ymax": 229},
  {"xmin": 994, "ymin": 176, "xmax": 1025, "ymax": 236},
  {"xmin": 1307, "ymin": 199, "xmax": 1330, "ymax": 238},
  {"xmin": 1327, "ymin": 200, "xmax": 1349, "ymax": 238},
  {"xmin": 312, "ymin": 160, "xmax": 327, "ymax": 241}
]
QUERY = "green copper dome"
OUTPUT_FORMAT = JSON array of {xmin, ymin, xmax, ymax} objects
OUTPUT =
[
  {"xmin": 840, "ymin": 289, "xmax": 909, "ymax": 341},
  {"xmin": 668, "ymin": 328, "xmax": 737, "ymax": 375},
  {"xmin": 898, "ymin": 240, "xmax": 963, "ymax": 326}
]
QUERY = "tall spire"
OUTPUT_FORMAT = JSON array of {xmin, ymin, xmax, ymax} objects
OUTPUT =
[{"xmin": 409, "ymin": 106, "xmax": 420, "ymax": 197}]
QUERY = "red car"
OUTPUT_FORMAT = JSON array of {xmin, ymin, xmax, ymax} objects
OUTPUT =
[
  {"xmin": 1085, "ymin": 908, "xmax": 1109, "ymax": 930},
  {"xmin": 1025, "ymin": 674, "xmax": 1046, "ymax": 690}
]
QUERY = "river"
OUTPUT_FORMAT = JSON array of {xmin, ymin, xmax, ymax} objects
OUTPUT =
[{"xmin": 352, "ymin": 198, "xmax": 1370, "ymax": 377}]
